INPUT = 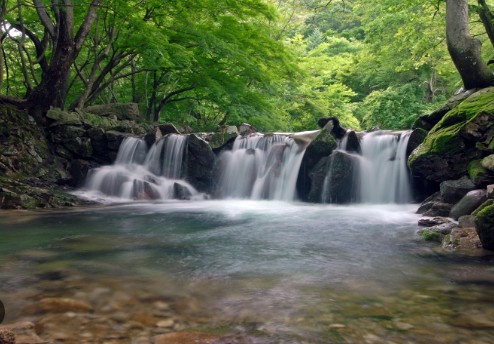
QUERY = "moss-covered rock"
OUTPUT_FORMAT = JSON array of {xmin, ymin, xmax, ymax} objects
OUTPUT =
[
  {"xmin": 468, "ymin": 160, "xmax": 494, "ymax": 186},
  {"xmin": 475, "ymin": 204, "xmax": 494, "ymax": 250},
  {"xmin": 409, "ymin": 87, "xmax": 494, "ymax": 183}
]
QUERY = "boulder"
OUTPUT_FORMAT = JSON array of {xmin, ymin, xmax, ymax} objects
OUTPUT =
[
  {"xmin": 458, "ymin": 215, "xmax": 476, "ymax": 228},
  {"xmin": 321, "ymin": 151, "xmax": 359, "ymax": 203},
  {"xmin": 297, "ymin": 125, "xmax": 337, "ymax": 201},
  {"xmin": 406, "ymin": 128, "xmax": 428, "ymax": 157},
  {"xmin": 440, "ymin": 176, "xmax": 476, "ymax": 203},
  {"xmin": 183, "ymin": 134, "xmax": 216, "ymax": 193},
  {"xmin": 158, "ymin": 123, "xmax": 180, "ymax": 136},
  {"xmin": 409, "ymin": 87, "xmax": 494, "ymax": 183},
  {"xmin": 418, "ymin": 217, "xmax": 452, "ymax": 227},
  {"xmin": 317, "ymin": 117, "xmax": 347, "ymax": 139},
  {"xmin": 69, "ymin": 159, "xmax": 98, "ymax": 187},
  {"xmin": 450, "ymin": 189, "xmax": 488, "ymax": 220},
  {"xmin": 46, "ymin": 108, "xmax": 82, "ymax": 126},
  {"xmin": 416, "ymin": 192, "xmax": 453, "ymax": 217},
  {"xmin": 468, "ymin": 159, "xmax": 494, "ymax": 186},
  {"xmin": 345, "ymin": 130, "xmax": 361, "ymax": 154},
  {"xmin": 239, "ymin": 123, "xmax": 257, "ymax": 136},
  {"xmin": 307, "ymin": 157, "xmax": 329, "ymax": 203},
  {"xmin": 487, "ymin": 184, "xmax": 494, "ymax": 199},
  {"xmin": 475, "ymin": 203, "xmax": 494, "ymax": 250},
  {"xmin": 481, "ymin": 154, "xmax": 494, "ymax": 172},
  {"xmin": 85, "ymin": 103, "xmax": 140, "ymax": 121},
  {"xmin": 173, "ymin": 182, "xmax": 192, "ymax": 200}
]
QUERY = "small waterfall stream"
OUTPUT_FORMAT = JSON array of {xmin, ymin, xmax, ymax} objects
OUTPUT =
[
  {"xmin": 321, "ymin": 130, "xmax": 412, "ymax": 204},
  {"xmin": 85, "ymin": 135, "xmax": 200, "ymax": 200},
  {"xmin": 216, "ymin": 134, "xmax": 307, "ymax": 201}
]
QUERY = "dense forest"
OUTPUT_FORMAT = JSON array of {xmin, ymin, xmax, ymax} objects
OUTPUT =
[{"xmin": 1, "ymin": 0, "xmax": 494, "ymax": 132}]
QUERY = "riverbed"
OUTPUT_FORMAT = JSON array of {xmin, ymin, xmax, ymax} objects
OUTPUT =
[{"xmin": 1, "ymin": 200, "xmax": 493, "ymax": 343}]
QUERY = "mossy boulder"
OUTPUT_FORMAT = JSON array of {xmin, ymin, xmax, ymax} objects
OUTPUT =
[
  {"xmin": 475, "ymin": 203, "xmax": 494, "ymax": 250},
  {"xmin": 409, "ymin": 87, "xmax": 494, "ymax": 183},
  {"xmin": 468, "ymin": 160, "xmax": 494, "ymax": 186}
]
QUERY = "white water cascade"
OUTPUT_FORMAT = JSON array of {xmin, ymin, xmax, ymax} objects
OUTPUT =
[
  {"xmin": 359, "ymin": 131, "xmax": 412, "ymax": 204},
  {"xmin": 216, "ymin": 134, "xmax": 308, "ymax": 201},
  {"xmin": 84, "ymin": 135, "xmax": 200, "ymax": 201}
]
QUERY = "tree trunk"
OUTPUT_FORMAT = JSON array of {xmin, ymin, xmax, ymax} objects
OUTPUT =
[
  {"xmin": 478, "ymin": 0, "xmax": 494, "ymax": 48},
  {"xmin": 446, "ymin": 0, "xmax": 494, "ymax": 89}
]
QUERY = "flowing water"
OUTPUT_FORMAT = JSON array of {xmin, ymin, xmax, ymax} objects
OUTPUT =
[{"xmin": 1, "ymin": 201, "xmax": 494, "ymax": 343}]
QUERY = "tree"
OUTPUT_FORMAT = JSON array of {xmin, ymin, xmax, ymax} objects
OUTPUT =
[{"xmin": 446, "ymin": 0, "xmax": 494, "ymax": 89}]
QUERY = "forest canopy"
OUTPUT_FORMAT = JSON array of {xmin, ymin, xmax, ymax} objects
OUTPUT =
[{"xmin": 1, "ymin": 0, "xmax": 494, "ymax": 131}]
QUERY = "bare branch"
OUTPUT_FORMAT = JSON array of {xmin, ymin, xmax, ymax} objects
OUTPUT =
[{"xmin": 32, "ymin": 0, "xmax": 56, "ymax": 39}]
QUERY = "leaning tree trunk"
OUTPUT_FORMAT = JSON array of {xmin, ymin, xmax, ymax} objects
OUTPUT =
[{"xmin": 446, "ymin": 0, "xmax": 494, "ymax": 89}]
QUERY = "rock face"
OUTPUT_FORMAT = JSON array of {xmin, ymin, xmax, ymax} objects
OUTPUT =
[
  {"xmin": 475, "ymin": 203, "xmax": 494, "ymax": 250},
  {"xmin": 321, "ymin": 151, "xmax": 359, "ymax": 203},
  {"xmin": 449, "ymin": 189, "xmax": 488, "ymax": 220},
  {"xmin": 440, "ymin": 176, "xmax": 476, "ymax": 203},
  {"xmin": 85, "ymin": 103, "xmax": 140, "ymax": 121},
  {"xmin": 297, "ymin": 125, "xmax": 337, "ymax": 201},
  {"xmin": 409, "ymin": 87, "xmax": 494, "ymax": 184},
  {"xmin": 183, "ymin": 134, "xmax": 216, "ymax": 193}
]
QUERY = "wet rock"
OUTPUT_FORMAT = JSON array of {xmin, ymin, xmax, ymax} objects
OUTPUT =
[
  {"xmin": 458, "ymin": 215, "xmax": 476, "ymax": 228},
  {"xmin": 85, "ymin": 103, "xmax": 140, "ymax": 121},
  {"xmin": 345, "ymin": 130, "xmax": 361, "ymax": 154},
  {"xmin": 153, "ymin": 332, "xmax": 220, "ymax": 344},
  {"xmin": 307, "ymin": 157, "xmax": 328, "ymax": 203},
  {"xmin": 183, "ymin": 134, "xmax": 215, "ymax": 193},
  {"xmin": 440, "ymin": 176, "xmax": 476, "ymax": 203},
  {"xmin": 468, "ymin": 159, "xmax": 494, "ymax": 186},
  {"xmin": 26, "ymin": 297, "xmax": 93, "ymax": 314},
  {"xmin": 297, "ymin": 126, "xmax": 337, "ymax": 201},
  {"xmin": 418, "ymin": 217, "xmax": 452, "ymax": 227},
  {"xmin": 239, "ymin": 123, "xmax": 256, "ymax": 136},
  {"xmin": 321, "ymin": 151, "xmax": 359, "ymax": 204},
  {"xmin": 475, "ymin": 203, "xmax": 494, "ymax": 250},
  {"xmin": 0, "ymin": 328, "xmax": 16, "ymax": 344},
  {"xmin": 416, "ymin": 192, "xmax": 453, "ymax": 217},
  {"xmin": 450, "ymin": 189, "xmax": 488, "ymax": 220},
  {"xmin": 46, "ymin": 108, "xmax": 83, "ymax": 126},
  {"xmin": 69, "ymin": 159, "xmax": 98, "ymax": 187},
  {"xmin": 417, "ymin": 222, "xmax": 457, "ymax": 236},
  {"xmin": 442, "ymin": 227, "xmax": 482, "ymax": 252},
  {"xmin": 158, "ymin": 124, "xmax": 180, "ymax": 136},
  {"xmin": 2, "ymin": 321, "xmax": 43, "ymax": 344},
  {"xmin": 481, "ymin": 154, "xmax": 494, "ymax": 172},
  {"xmin": 173, "ymin": 183, "xmax": 192, "ymax": 200},
  {"xmin": 406, "ymin": 128, "xmax": 428, "ymax": 156},
  {"xmin": 487, "ymin": 184, "xmax": 494, "ymax": 199}
]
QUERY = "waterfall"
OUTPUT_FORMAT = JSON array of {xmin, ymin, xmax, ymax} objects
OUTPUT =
[
  {"xmin": 216, "ymin": 134, "xmax": 307, "ymax": 201},
  {"xmin": 359, "ymin": 131, "xmax": 412, "ymax": 204},
  {"xmin": 85, "ymin": 135, "xmax": 200, "ymax": 200}
]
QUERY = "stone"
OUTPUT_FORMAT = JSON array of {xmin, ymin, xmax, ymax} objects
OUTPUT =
[
  {"xmin": 297, "ymin": 127, "xmax": 338, "ymax": 201},
  {"xmin": 487, "ymin": 184, "xmax": 494, "ymax": 199},
  {"xmin": 158, "ymin": 123, "xmax": 180, "ymax": 136},
  {"xmin": 418, "ymin": 217, "xmax": 452, "ymax": 227},
  {"xmin": 307, "ymin": 157, "xmax": 329, "ymax": 203},
  {"xmin": 85, "ymin": 103, "xmax": 140, "ymax": 121},
  {"xmin": 442, "ymin": 227, "xmax": 482, "ymax": 252},
  {"xmin": 416, "ymin": 193, "xmax": 453, "ymax": 217},
  {"xmin": 468, "ymin": 159, "xmax": 494, "ymax": 186},
  {"xmin": 317, "ymin": 117, "xmax": 347, "ymax": 139},
  {"xmin": 69, "ymin": 159, "xmax": 97, "ymax": 187},
  {"xmin": 481, "ymin": 154, "xmax": 494, "ymax": 172},
  {"xmin": 345, "ymin": 130, "xmax": 361, "ymax": 154},
  {"xmin": 46, "ymin": 108, "xmax": 82, "ymax": 125},
  {"xmin": 156, "ymin": 319, "xmax": 174, "ymax": 328},
  {"xmin": 409, "ymin": 87, "xmax": 494, "ymax": 183},
  {"xmin": 0, "ymin": 328, "xmax": 16, "ymax": 344},
  {"xmin": 406, "ymin": 128, "xmax": 428, "ymax": 157},
  {"xmin": 321, "ymin": 151, "xmax": 359, "ymax": 203},
  {"xmin": 458, "ymin": 215, "xmax": 476, "ymax": 228},
  {"xmin": 450, "ymin": 189, "xmax": 488, "ymax": 220},
  {"xmin": 239, "ymin": 123, "xmax": 256, "ymax": 136},
  {"xmin": 440, "ymin": 176, "xmax": 476, "ymax": 203},
  {"xmin": 105, "ymin": 130, "xmax": 132, "ymax": 152},
  {"xmin": 183, "ymin": 134, "xmax": 216, "ymax": 193},
  {"xmin": 173, "ymin": 182, "xmax": 192, "ymax": 200},
  {"xmin": 475, "ymin": 203, "xmax": 494, "ymax": 250},
  {"xmin": 153, "ymin": 332, "xmax": 220, "ymax": 344},
  {"xmin": 26, "ymin": 297, "xmax": 93, "ymax": 314}
]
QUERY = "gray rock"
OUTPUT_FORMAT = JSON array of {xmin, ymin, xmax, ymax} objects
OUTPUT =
[
  {"xmin": 239, "ymin": 123, "xmax": 257, "ymax": 136},
  {"xmin": 322, "ymin": 151, "xmax": 359, "ymax": 204},
  {"xmin": 307, "ymin": 157, "xmax": 329, "ymax": 203},
  {"xmin": 345, "ymin": 130, "xmax": 361, "ymax": 154},
  {"xmin": 450, "ymin": 189, "xmax": 488, "ymax": 220},
  {"xmin": 158, "ymin": 123, "xmax": 180, "ymax": 136},
  {"xmin": 46, "ymin": 108, "xmax": 82, "ymax": 125},
  {"xmin": 440, "ymin": 176, "xmax": 476, "ymax": 203},
  {"xmin": 418, "ymin": 217, "xmax": 452, "ymax": 227},
  {"xmin": 416, "ymin": 192, "xmax": 453, "ymax": 217},
  {"xmin": 85, "ymin": 103, "xmax": 140, "ymax": 121},
  {"xmin": 481, "ymin": 154, "xmax": 494, "ymax": 172},
  {"xmin": 406, "ymin": 128, "xmax": 428, "ymax": 157},
  {"xmin": 173, "ymin": 182, "xmax": 192, "ymax": 200},
  {"xmin": 487, "ymin": 184, "xmax": 494, "ymax": 199},
  {"xmin": 458, "ymin": 215, "xmax": 476, "ymax": 228},
  {"xmin": 183, "ymin": 134, "xmax": 216, "ymax": 193},
  {"xmin": 475, "ymin": 203, "xmax": 494, "ymax": 250}
]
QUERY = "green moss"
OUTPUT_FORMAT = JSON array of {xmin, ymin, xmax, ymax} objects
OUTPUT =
[
  {"xmin": 421, "ymin": 230, "xmax": 442, "ymax": 242},
  {"xmin": 409, "ymin": 88, "xmax": 494, "ymax": 166},
  {"xmin": 472, "ymin": 199, "xmax": 494, "ymax": 216},
  {"xmin": 468, "ymin": 160, "xmax": 490, "ymax": 185}
]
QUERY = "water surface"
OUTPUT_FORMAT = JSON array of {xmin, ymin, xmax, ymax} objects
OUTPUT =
[{"xmin": 1, "ymin": 201, "xmax": 493, "ymax": 343}]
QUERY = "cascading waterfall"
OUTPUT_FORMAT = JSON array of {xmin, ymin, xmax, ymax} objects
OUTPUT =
[
  {"xmin": 84, "ymin": 135, "xmax": 200, "ymax": 200},
  {"xmin": 321, "ymin": 130, "xmax": 412, "ymax": 204},
  {"xmin": 216, "ymin": 134, "xmax": 307, "ymax": 201},
  {"xmin": 359, "ymin": 131, "xmax": 412, "ymax": 203}
]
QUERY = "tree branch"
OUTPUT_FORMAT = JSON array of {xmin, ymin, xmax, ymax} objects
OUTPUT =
[
  {"xmin": 32, "ymin": 0, "xmax": 56, "ymax": 39},
  {"xmin": 74, "ymin": 0, "xmax": 102, "ymax": 53}
]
